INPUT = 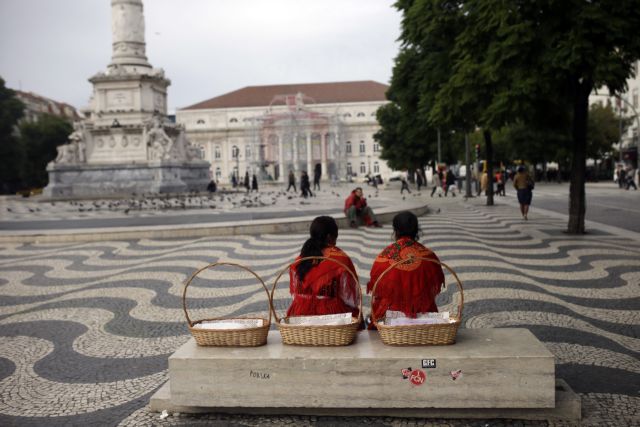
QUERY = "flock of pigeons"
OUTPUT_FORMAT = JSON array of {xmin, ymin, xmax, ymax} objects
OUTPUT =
[{"xmin": 5, "ymin": 186, "xmax": 434, "ymax": 217}]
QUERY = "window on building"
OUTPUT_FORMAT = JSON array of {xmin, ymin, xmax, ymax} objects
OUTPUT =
[
  {"xmin": 343, "ymin": 113, "xmax": 352, "ymax": 118},
  {"xmin": 346, "ymin": 141, "xmax": 352, "ymax": 154},
  {"xmin": 633, "ymin": 89, "xmax": 638, "ymax": 108},
  {"xmin": 215, "ymin": 167, "xmax": 221, "ymax": 180},
  {"xmin": 347, "ymin": 162, "xmax": 352, "ymax": 175},
  {"xmin": 373, "ymin": 161, "xmax": 380, "ymax": 173},
  {"xmin": 198, "ymin": 145, "xmax": 205, "ymax": 159},
  {"xmin": 196, "ymin": 119, "xmax": 205, "ymax": 124},
  {"xmin": 229, "ymin": 117, "xmax": 238, "ymax": 123},
  {"xmin": 373, "ymin": 143, "xmax": 380, "ymax": 153},
  {"xmin": 214, "ymin": 145, "xmax": 221, "ymax": 159},
  {"xmin": 232, "ymin": 166, "xmax": 238, "ymax": 177},
  {"xmin": 360, "ymin": 162, "xmax": 366, "ymax": 174},
  {"xmin": 232, "ymin": 145, "xmax": 239, "ymax": 159},
  {"xmin": 359, "ymin": 141, "xmax": 366, "ymax": 154},
  {"xmin": 371, "ymin": 111, "xmax": 376, "ymax": 116},
  {"xmin": 245, "ymin": 145, "xmax": 252, "ymax": 158},
  {"xmin": 357, "ymin": 112, "xmax": 365, "ymax": 117}
]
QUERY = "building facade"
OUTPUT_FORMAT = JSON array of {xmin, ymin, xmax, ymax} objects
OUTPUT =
[
  {"xmin": 14, "ymin": 90, "xmax": 81, "ymax": 123},
  {"xmin": 176, "ymin": 81, "xmax": 393, "ymax": 184},
  {"xmin": 589, "ymin": 60, "xmax": 640, "ymax": 167}
]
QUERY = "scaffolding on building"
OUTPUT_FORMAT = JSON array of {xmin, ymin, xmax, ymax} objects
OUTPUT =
[{"xmin": 245, "ymin": 92, "xmax": 346, "ymax": 183}]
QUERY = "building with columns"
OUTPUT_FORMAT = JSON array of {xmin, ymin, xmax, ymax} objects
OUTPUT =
[{"xmin": 176, "ymin": 81, "xmax": 393, "ymax": 184}]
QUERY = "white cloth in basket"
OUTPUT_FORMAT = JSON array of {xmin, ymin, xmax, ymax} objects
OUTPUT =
[
  {"xmin": 193, "ymin": 319, "xmax": 264, "ymax": 330},
  {"xmin": 285, "ymin": 312, "xmax": 353, "ymax": 326},
  {"xmin": 384, "ymin": 310, "xmax": 454, "ymax": 326}
]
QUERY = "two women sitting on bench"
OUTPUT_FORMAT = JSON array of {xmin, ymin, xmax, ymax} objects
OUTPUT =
[{"xmin": 286, "ymin": 212, "xmax": 444, "ymax": 328}]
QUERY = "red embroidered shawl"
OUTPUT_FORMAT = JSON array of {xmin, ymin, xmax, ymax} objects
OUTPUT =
[
  {"xmin": 287, "ymin": 246, "xmax": 360, "ymax": 317},
  {"xmin": 367, "ymin": 237, "xmax": 444, "ymax": 322}
]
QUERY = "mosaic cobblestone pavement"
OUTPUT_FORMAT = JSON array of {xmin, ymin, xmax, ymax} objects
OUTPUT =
[{"xmin": 0, "ymin": 198, "xmax": 638, "ymax": 426}]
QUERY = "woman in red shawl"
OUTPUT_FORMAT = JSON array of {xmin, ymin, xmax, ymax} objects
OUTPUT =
[
  {"xmin": 367, "ymin": 211, "xmax": 444, "ymax": 328},
  {"xmin": 287, "ymin": 216, "xmax": 360, "ymax": 318}
]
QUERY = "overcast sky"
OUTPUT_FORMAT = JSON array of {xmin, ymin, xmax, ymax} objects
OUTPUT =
[{"xmin": 0, "ymin": 0, "xmax": 401, "ymax": 113}]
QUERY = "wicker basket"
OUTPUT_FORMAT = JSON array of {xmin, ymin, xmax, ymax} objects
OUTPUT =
[
  {"xmin": 371, "ymin": 257, "xmax": 463, "ymax": 346},
  {"xmin": 270, "ymin": 256, "xmax": 362, "ymax": 346},
  {"xmin": 182, "ymin": 262, "xmax": 271, "ymax": 347}
]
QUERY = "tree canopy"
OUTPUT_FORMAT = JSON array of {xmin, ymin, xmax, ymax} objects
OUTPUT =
[
  {"xmin": 0, "ymin": 77, "xmax": 26, "ymax": 193},
  {"xmin": 382, "ymin": 0, "xmax": 640, "ymax": 233},
  {"xmin": 0, "ymin": 76, "xmax": 72, "ymax": 193}
]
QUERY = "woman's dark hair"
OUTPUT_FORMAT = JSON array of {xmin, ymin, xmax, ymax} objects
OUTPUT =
[
  {"xmin": 297, "ymin": 216, "xmax": 339, "ymax": 281},
  {"xmin": 392, "ymin": 211, "xmax": 420, "ymax": 240}
]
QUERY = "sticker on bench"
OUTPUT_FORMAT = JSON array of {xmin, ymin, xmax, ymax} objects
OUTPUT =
[
  {"xmin": 401, "ymin": 367, "xmax": 426, "ymax": 386},
  {"xmin": 421, "ymin": 359, "xmax": 436, "ymax": 368},
  {"xmin": 450, "ymin": 369, "xmax": 463, "ymax": 381}
]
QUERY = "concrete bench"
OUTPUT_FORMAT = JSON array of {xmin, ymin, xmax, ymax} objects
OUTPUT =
[{"xmin": 150, "ymin": 328, "xmax": 580, "ymax": 421}]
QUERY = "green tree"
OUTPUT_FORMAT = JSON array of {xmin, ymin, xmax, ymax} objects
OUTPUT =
[
  {"xmin": 587, "ymin": 103, "xmax": 621, "ymax": 160},
  {"xmin": 534, "ymin": 0, "xmax": 640, "ymax": 233},
  {"xmin": 375, "ymin": 0, "xmax": 463, "ymax": 173},
  {"xmin": 390, "ymin": 0, "xmax": 640, "ymax": 233},
  {"xmin": 0, "ymin": 77, "xmax": 26, "ymax": 193},
  {"xmin": 18, "ymin": 115, "xmax": 71, "ymax": 189}
]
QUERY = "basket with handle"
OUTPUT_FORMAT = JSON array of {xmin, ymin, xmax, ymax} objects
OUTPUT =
[
  {"xmin": 371, "ymin": 256, "xmax": 463, "ymax": 346},
  {"xmin": 183, "ymin": 262, "xmax": 271, "ymax": 346},
  {"xmin": 270, "ymin": 256, "xmax": 362, "ymax": 346}
]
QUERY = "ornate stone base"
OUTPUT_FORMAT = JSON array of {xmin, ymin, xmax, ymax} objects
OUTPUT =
[{"xmin": 43, "ymin": 161, "xmax": 210, "ymax": 198}]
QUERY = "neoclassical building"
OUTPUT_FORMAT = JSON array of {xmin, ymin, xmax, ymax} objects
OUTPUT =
[{"xmin": 176, "ymin": 80, "xmax": 393, "ymax": 184}]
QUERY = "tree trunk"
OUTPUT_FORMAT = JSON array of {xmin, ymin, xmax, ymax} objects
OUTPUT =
[
  {"xmin": 483, "ymin": 129, "xmax": 494, "ymax": 206},
  {"xmin": 567, "ymin": 78, "xmax": 591, "ymax": 234}
]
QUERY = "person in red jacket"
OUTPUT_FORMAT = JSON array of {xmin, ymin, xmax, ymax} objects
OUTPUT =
[
  {"xmin": 286, "ymin": 216, "xmax": 360, "ymax": 318},
  {"xmin": 367, "ymin": 211, "xmax": 444, "ymax": 329},
  {"xmin": 344, "ymin": 187, "xmax": 381, "ymax": 228}
]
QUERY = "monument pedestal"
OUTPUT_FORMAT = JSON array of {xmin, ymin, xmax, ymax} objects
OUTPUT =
[
  {"xmin": 44, "ymin": 161, "xmax": 209, "ymax": 198},
  {"xmin": 150, "ymin": 329, "xmax": 580, "ymax": 421}
]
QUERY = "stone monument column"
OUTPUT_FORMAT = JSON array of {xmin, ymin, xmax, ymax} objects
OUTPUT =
[{"xmin": 110, "ymin": 0, "xmax": 152, "ymax": 71}]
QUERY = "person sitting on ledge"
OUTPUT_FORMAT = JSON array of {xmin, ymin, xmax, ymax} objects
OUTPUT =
[
  {"xmin": 367, "ymin": 211, "xmax": 444, "ymax": 329},
  {"xmin": 344, "ymin": 187, "xmax": 382, "ymax": 228},
  {"xmin": 286, "ymin": 216, "xmax": 360, "ymax": 318}
]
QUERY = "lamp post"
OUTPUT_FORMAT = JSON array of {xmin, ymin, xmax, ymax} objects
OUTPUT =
[
  {"xmin": 465, "ymin": 133, "xmax": 472, "ymax": 197},
  {"xmin": 437, "ymin": 128, "xmax": 441, "ymax": 164}
]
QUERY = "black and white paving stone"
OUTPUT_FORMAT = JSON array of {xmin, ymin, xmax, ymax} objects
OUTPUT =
[{"xmin": 0, "ymin": 194, "xmax": 638, "ymax": 426}]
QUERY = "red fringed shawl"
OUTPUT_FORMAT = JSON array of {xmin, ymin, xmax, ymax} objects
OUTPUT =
[
  {"xmin": 367, "ymin": 237, "xmax": 444, "ymax": 323},
  {"xmin": 287, "ymin": 246, "xmax": 360, "ymax": 318}
]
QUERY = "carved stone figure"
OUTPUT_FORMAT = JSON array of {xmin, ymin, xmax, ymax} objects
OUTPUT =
[{"xmin": 145, "ymin": 114, "xmax": 173, "ymax": 160}]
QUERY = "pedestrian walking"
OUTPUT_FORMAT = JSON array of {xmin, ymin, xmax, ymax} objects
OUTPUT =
[
  {"xmin": 513, "ymin": 165, "xmax": 534, "ymax": 220},
  {"xmin": 287, "ymin": 170, "xmax": 297, "ymax": 192},
  {"xmin": 251, "ymin": 174, "xmax": 259, "ymax": 192},
  {"xmin": 301, "ymin": 171, "xmax": 313, "ymax": 198},
  {"xmin": 618, "ymin": 167, "xmax": 626, "ymax": 189},
  {"xmin": 400, "ymin": 176, "xmax": 411, "ymax": 194},
  {"xmin": 430, "ymin": 170, "xmax": 443, "ymax": 197},
  {"xmin": 416, "ymin": 170, "xmax": 424, "ymax": 191},
  {"xmin": 495, "ymin": 170, "xmax": 505, "ymax": 196},
  {"xmin": 626, "ymin": 168, "xmax": 637, "ymax": 190},
  {"xmin": 244, "ymin": 171, "xmax": 250, "ymax": 193},
  {"xmin": 479, "ymin": 171, "xmax": 488, "ymax": 196},
  {"xmin": 444, "ymin": 169, "xmax": 456, "ymax": 197},
  {"xmin": 313, "ymin": 164, "xmax": 321, "ymax": 191}
]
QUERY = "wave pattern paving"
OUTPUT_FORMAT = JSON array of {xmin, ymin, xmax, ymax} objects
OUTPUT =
[{"xmin": 0, "ymin": 201, "xmax": 638, "ymax": 426}]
